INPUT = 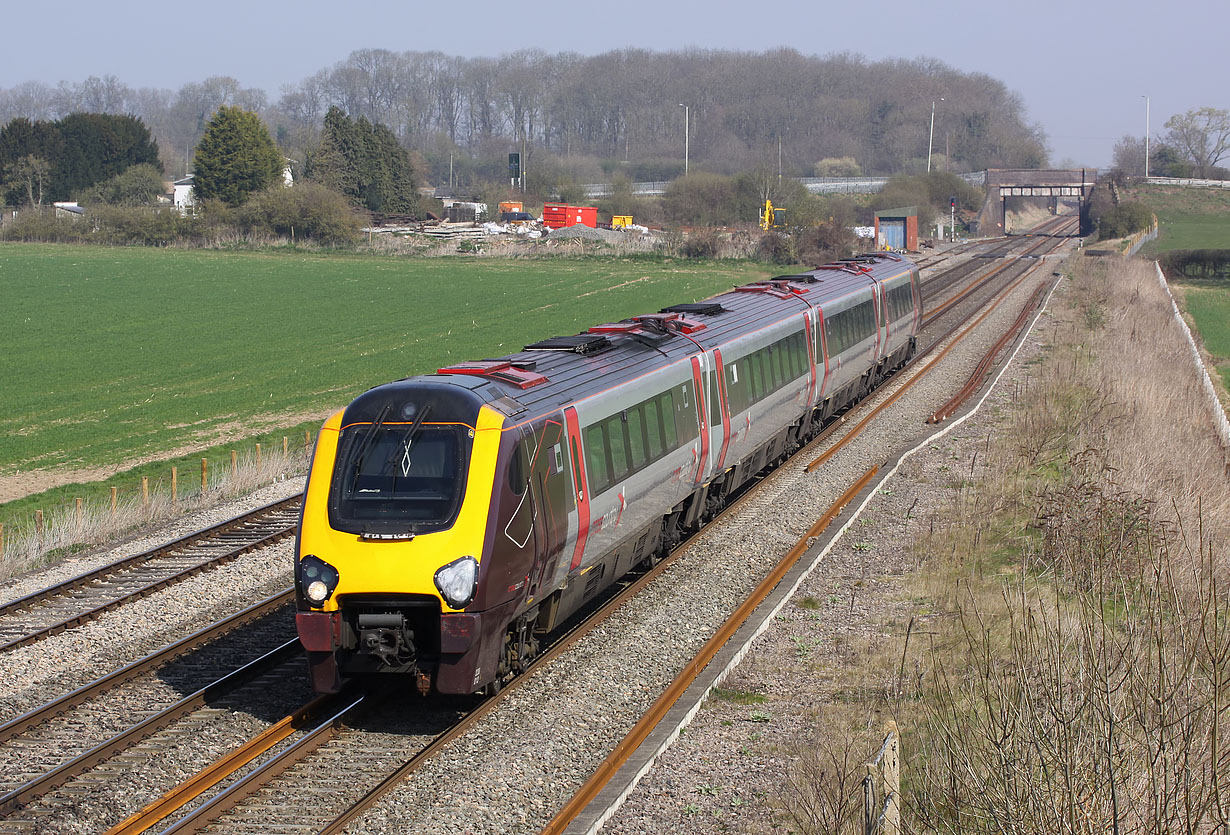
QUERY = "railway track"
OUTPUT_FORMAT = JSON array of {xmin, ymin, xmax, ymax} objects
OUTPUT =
[
  {"xmin": 0, "ymin": 219, "xmax": 1080, "ymax": 834},
  {"xmin": 0, "ymin": 497, "xmax": 301, "ymax": 653},
  {"xmin": 82, "ymin": 221, "xmax": 1082, "ymax": 835}
]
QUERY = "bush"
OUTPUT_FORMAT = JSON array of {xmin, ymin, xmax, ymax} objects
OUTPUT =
[
  {"xmin": 663, "ymin": 173, "xmax": 740, "ymax": 226},
  {"xmin": 90, "ymin": 205, "xmax": 195, "ymax": 245},
  {"xmin": 1096, "ymin": 200, "xmax": 1154, "ymax": 238},
  {"xmin": 76, "ymin": 164, "xmax": 165, "ymax": 206},
  {"xmin": 679, "ymin": 228, "xmax": 721, "ymax": 258},
  {"xmin": 796, "ymin": 220, "xmax": 857, "ymax": 268},
  {"xmin": 756, "ymin": 232, "xmax": 795, "ymax": 264},
  {"xmin": 235, "ymin": 182, "xmax": 363, "ymax": 245}
]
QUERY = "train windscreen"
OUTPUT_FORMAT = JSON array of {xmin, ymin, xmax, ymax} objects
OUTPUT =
[{"xmin": 328, "ymin": 418, "xmax": 471, "ymax": 536}]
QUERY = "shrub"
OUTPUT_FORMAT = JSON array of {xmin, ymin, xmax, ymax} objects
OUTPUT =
[
  {"xmin": 76, "ymin": 164, "xmax": 166, "ymax": 206},
  {"xmin": 1096, "ymin": 200, "xmax": 1154, "ymax": 238},
  {"xmin": 796, "ymin": 220, "xmax": 857, "ymax": 268},
  {"xmin": 679, "ymin": 228, "xmax": 721, "ymax": 258},
  {"xmin": 235, "ymin": 182, "xmax": 363, "ymax": 245},
  {"xmin": 756, "ymin": 232, "xmax": 795, "ymax": 264},
  {"xmin": 663, "ymin": 173, "xmax": 740, "ymax": 226}
]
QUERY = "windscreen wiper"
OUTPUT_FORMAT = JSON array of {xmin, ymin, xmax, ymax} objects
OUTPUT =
[
  {"xmin": 350, "ymin": 403, "xmax": 391, "ymax": 489},
  {"xmin": 397, "ymin": 403, "xmax": 433, "ymax": 476}
]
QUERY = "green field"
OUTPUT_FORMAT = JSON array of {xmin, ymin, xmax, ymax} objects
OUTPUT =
[
  {"xmin": 1181, "ymin": 285, "xmax": 1230, "ymax": 390},
  {"xmin": 0, "ymin": 243, "xmax": 773, "ymax": 518},
  {"xmin": 1131, "ymin": 184, "xmax": 1230, "ymax": 253}
]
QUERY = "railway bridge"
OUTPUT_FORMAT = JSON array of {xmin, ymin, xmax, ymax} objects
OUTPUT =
[{"xmin": 979, "ymin": 168, "xmax": 1097, "ymax": 235}]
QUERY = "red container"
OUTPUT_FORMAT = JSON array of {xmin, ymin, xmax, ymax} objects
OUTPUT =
[{"xmin": 542, "ymin": 203, "xmax": 598, "ymax": 230}]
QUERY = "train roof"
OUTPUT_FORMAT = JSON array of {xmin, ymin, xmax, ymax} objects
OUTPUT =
[{"xmin": 418, "ymin": 253, "xmax": 916, "ymax": 422}]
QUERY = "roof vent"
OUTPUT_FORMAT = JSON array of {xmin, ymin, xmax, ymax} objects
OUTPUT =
[
  {"xmin": 524, "ymin": 334, "xmax": 613, "ymax": 355},
  {"xmin": 660, "ymin": 302, "xmax": 726, "ymax": 316}
]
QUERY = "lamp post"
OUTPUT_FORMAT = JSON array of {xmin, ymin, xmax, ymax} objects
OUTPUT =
[
  {"xmin": 679, "ymin": 103, "xmax": 689, "ymax": 176},
  {"xmin": 1142, "ymin": 95, "xmax": 1150, "ymax": 178},
  {"xmin": 927, "ymin": 98, "xmax": 944, "ymax": 173}
]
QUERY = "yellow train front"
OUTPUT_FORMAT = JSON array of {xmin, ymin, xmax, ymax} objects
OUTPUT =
[{"xmin": 294, "ymin": 379, "xmax": 532, "ymax": 696}]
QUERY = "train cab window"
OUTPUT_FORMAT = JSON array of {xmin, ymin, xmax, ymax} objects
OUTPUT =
[
  {"xmin": 626, "ymin": 408, "xmax": 648, "ymax": 471},
  {"xmin": 329, "ymin": 422, "xmax": 470, "ymax": 535},
  {"xmin": 584, "ymin": 424, "xmax": 610, "ymax": 494},
  {"xmin": 508, "ymin": 439, "xmax": 530, "ymax": 495}
]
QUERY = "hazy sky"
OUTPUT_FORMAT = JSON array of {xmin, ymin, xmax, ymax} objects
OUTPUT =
[{"xmin": 6, "ymin": 0, "xmax": 1224, "ymax": 168}]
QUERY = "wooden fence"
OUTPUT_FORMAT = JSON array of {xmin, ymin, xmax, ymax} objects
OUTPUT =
[{"xmin": 863, "ymin": 721, "xmax": 901, "ymax": 835}]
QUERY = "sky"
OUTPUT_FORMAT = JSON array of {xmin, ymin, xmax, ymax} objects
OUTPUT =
[{"xmin": 5, "ymin": 0, "xmax": 1225, "ymax": 169}]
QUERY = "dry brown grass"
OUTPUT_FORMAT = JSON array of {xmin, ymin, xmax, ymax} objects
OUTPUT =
[
  {"xmin": 782, "ymin": 254, "xmax": 1230, "ymax": 832},
  {"xmin": 0, "ymin": 446, "xmax": 307, "ymax": 581}
]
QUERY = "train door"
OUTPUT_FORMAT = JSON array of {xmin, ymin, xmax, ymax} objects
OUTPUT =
[
  {"xmin": 875, "ymin": 283, "xmax": 887, "ymax": 359},
  {"xmin": 563, "ymin": 406, "xmax": 590, "ymax": 573},
  {"xmin": 688, "ymin": 355, "xmax": 710, "ymax": 485},
  {"xmin": 712, "ymin": 348, "xmax": 732, "ymax": 471},
  {"xmin": 526, "ymin": 417, "xmax": 568, "ymax": 598}
]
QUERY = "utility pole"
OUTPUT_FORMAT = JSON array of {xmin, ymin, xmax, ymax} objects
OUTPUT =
[
  {"xmin": 927, "ymin": 98, "xmax": 944, "ymax": 173},
  {"xmin": 1143, "ymin": 95, "xmax": 1150, "ymax": 178}
]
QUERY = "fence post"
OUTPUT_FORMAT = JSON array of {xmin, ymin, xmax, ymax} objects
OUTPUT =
[
  {"xmin": 75, "ymin": 497, "xmax": 83, "ymax": 530},
  {"xmin": 201, "ymin": 458, "xmax": 208, "ymax": 493},
  {"xmin": 0, "ymin": 522, "xmax": 5, "ymax": 563},
  {"xmin": 35, "ymin": 509, "xmax": 44, "ymax": 537},
  {"xmin": 256, "ymin": 443, "xmax": 262, "ymax": 467},
  {"xmin": 111, "ymin": 487, "xmax": 118, "ymax": 515},
  {"xmin": 171, "ymin": 466, "xmax": 178, "ymax": 504},
  {"xmin": 304, "ymin": 430, "xmax": 311, "ymax": 450},
  {"xmin": 883, "ymin": 721, "xmax": 900, "ymax": 835},
  {"xmin": 283, "ymin": 436, "xmax": 289, "ymax": 456},
  {"xmin": 141, "ymin": 477, "xmax": 149, "ymax": 508},
  {"xmin": 230, "ymin": 449, "xmax": 237, "ymax": 476}
]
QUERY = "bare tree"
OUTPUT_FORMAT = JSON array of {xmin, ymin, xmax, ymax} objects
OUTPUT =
[
  {"xmin": 1111, "ymin": 135, "xmax": 1147, "ymax": 176},
  {"xmin": 6, "ymin": 154, "xmax": 52, "ymax": 206},
  {"xmin": 1163, "ymin": 106, "xmax": 1230, "ymax": 178}
]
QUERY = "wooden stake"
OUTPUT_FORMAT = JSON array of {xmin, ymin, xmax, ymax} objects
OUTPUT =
[
  {"xmin": 201, "ymin": 458, "xmax": 208, "ymax": 493},
  {"xmin": 283, "ymin": 436, "xmax": 288, "ymax": 456},
  {"xmin": 305, "ymin": 430, "xmax": 311, "ymax": 449},
  {"xmin": 35, "ymin": 509, "xmax": 44, "ymax": 536},
  {"xmin": 141, "ymin": 477, "xmax": 149, "ymax": 507},
  {"xmin": 75, "ymin": 497, "xmax": 83, "ymax": 529},
  {"xmin": 230, "ymin": 449, "xmax": 237, "ymax": 476},
  {"xmin": 171, "ymin": 467, "xmax": 178, "ymax": 503},
  {"xmin": 0, "ymin": 522, "xmax": 4, "ymax": 562},
  {"xmin": 256, "ymin": 443, "xmax": 262, "ymax": 467},
  {"xmin": 111, "ymin": 487, "xmax": 118, "ymax": 515}
]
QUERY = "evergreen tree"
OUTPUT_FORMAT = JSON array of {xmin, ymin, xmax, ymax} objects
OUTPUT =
[
  {"xmin": 55, "ymin": 113, "xmax": 161, "ymax": 199},
  {"xmin": 308, "ymin": 108, "xmax": 419, "ymax": 215},
  {"xmin": 192, "ymin": 105, "xmax": 284, "ymax": 207}
]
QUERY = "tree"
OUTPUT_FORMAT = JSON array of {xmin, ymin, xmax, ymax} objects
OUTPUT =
[
  {"xmin": 1111, "ymin": 135, "xmax": 1147, "ymax": 176},
  {"xmin": 307, "ymin": 107, "xmax": 420, "ymax": 214},
  {"xmin": 77, "ymin": 163, "xmax": 165, "ymax": 205},
  {"xmin": 1163, "ymin": 107, "xmax": 1230, "ymax": 178},
  {"xmin": 54, "ymin": 113, "xmax": 161, "ymax": 199},
  {"xmin": 192, "ymin": 105, "xmax": 284, "ymax": 206},
  {"xmin": 4, "ymin": 154, "xmax": 51, "ymax": 206}
]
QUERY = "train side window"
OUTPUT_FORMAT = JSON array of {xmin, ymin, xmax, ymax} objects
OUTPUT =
[
  {"xmin": 659, "ymin": 391, "xmax": 678, "ymax": 451},
  {"xmin": 674, "ymin": 383, "xmax": 697, "ymax": 441},
  {"xmin": 508, "ymin": 439, "xmax": 530, "ymax": 495},
  {"xmin": 606, "ymin": 413, "xmax": 629, "ymax": 482},
  {"xmin": 644, "ymin": 398, "xmax": 665, "ymax": 460},
  {"xmin": 626, "ymin": 407, "xmax": 648, "ymax": 471},
  {"xmin": 584, "ymin": 424, "xmax": 610, "ymax": 495},
  {"xmin": 709, "ymin": 371, "xmax": 724, "ymax": 427}
]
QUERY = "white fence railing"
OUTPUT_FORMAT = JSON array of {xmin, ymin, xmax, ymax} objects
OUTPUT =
[
  {"xmin": 1145, "ymin": 176, "xmax": 1230, "ymax": 189},
  {"xmin": 581, "ymin": 171, "xmax": 987, "ymax": 199}
]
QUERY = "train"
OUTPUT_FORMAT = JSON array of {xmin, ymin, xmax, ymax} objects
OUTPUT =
[{"xmin": 294, "ymin": 252, "xmax": 922, "ymax": 696}]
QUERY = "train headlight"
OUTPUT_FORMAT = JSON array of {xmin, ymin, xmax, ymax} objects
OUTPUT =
[
  {"xmin": 434, "ymin": 556, "xmax": 478, "ymax": 610},
  {"xmin": 299, "ymin": 554, "xmax": 340, "ymax": 606}
]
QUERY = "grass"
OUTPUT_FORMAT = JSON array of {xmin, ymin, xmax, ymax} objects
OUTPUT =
[
  {"xmin": 0, "ymin": 243, "xmax": 773, "ymax": 527},
  {"xmin": 1178, "ymin": 284, "xmax": 1230, "ymax": 389},
  {"xmin": 1128, "ymin": 183, "xmax": 1230, "ymax": 253}
]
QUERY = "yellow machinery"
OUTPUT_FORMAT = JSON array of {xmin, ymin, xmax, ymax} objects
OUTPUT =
[
  {"xmin": 611, "ymin": 215, "xmax": 633, "ymax": 229},
  {"xmin": 760, "ymin": 199, "xmax": 785, "ymax": 230}
]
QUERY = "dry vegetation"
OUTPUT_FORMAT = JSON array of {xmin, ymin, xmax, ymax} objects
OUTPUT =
[
  {"xmin": 782, "ymin": 256, "xmax": 1230, "ymax": 832},
  {"xmin": 0, "ymin": 446, "xmax": 307, "ymax": 581}
]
